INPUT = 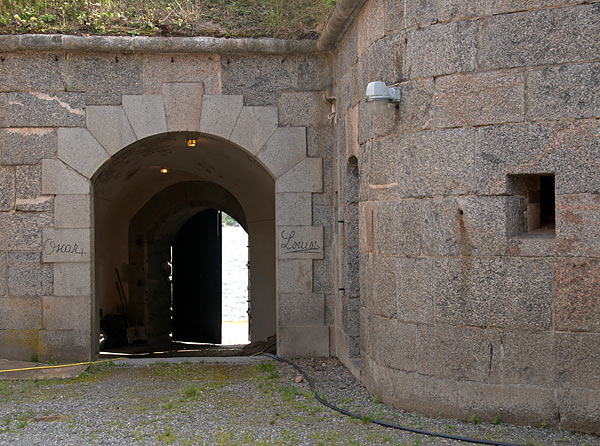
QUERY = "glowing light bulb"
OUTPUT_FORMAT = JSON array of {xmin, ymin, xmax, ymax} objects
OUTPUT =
[
  {"xmin": 187, "ymin": 138, "xmax": 196, "ymax": 147},
  {"xmin": 160, "ymin": 168, "xmax": 168, "ymax": 174}
]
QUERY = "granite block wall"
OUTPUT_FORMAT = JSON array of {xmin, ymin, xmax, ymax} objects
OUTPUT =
[
  {"xmin": 0, "ymin": 38, "xmax": 334, "ymax": 362},
  {"xmin": 332, "ymin": 0, "xmax": 600, "ymax": 433}
]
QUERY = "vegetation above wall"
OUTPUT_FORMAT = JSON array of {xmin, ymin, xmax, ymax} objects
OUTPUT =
[{"xmin": 0, "ymin": 0, "xmax": 336, "ymax": 39}]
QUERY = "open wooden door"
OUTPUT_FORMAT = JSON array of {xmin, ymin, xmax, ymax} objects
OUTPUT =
[{"xmin": 172, "ymin": 209, "xmax": 222, "ymax": 343}]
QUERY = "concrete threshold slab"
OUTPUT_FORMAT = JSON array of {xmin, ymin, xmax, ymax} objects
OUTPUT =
[{"xmin": 0, "ymin": 359, "xmax": 88, "ymax": 380}]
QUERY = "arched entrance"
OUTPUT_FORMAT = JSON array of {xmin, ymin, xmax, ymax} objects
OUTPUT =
[
  {"xmin": 92, "ymin": 132, "xmax": 275, "ymax": 353},
  {"xmin": 39, "ymin": 89, "xmax": 327, "ymax": 361}
]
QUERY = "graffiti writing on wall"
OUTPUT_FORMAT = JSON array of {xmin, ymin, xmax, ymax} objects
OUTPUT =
[{"xmin": 280, "ymin": 230, "xmax": 321, "ymax": 254}]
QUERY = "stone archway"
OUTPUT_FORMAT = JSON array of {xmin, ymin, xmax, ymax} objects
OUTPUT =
[{"xmin": 40, "ymin": 86, "xmax": 327, "ymax": 361}]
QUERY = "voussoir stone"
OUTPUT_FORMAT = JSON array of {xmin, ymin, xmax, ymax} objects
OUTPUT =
[
  {"xmin": 162, "ymin": 83, "xmax": 204, "ymax": 132},
  {"xmin": 86, "ymin": 105, "xmax": 137, "ymax": 155},
  {"xmin": 122, "ymin": 95, "xmax": 167, "ymax": 140},
  {"xmin": 257, "ymin": 127, "xmax": 306, "ymax": 178},
  {"xmin": 229, "ymin": 106, "xmax": 279, "ymax": 155},
  {"xmin": 58, "ymin": 128, "xmax": 110, "ymax": 178},
  {"xmin": 41, "ymin": 159, "xmax": 89, "ymax": 195},
  {"xmin": 199, "ymin": 95, "xmax": 244, "ymax": 140}
]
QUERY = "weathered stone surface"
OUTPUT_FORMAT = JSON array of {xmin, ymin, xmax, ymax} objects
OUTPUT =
[
  {"xmin": 277, "ymin": 226, "xmax": 323, "ymax": 260},
  {"xmin": 421, "ymin": 196, "xmax": 523, "ymax": 256},
  {"xmin": 502, "ymin": 331, "xmax": 555, "ymax": 386},
  {"xmin": 275, "ymin": 193, "xmax": 311, "ymax": 226},
  {"xmin": 0, "ymin": 296, "xmax": 41, "ymax": 330},
  {"xmin": 554, "ymin": 258, "xmax": 600, "ymax": 332},
  {"xmin": 0, "ymin": 128, "xmax": 56, "ymax": 165},
  {"xmin": 58, "ymin": 128, "xmax": 109, "ymax": 178},
  {"xmin": 162, "ymin": 82, "xmax": 204, "ymax": 132},
  {"xmin": 555, "ymin": 332, "xmax": 600, "ymax": 389},
  {"xmin": 508, "ymin": 232, "xmax": 557, "ymax": 257},
  {"xmin": 278, "ymin": 325, "xmax": 329, "ymax": 357},
  {"xmin": 456, "ymin": 381, "xmax": 558, "ymax": 427},
  {"xmin": 42, "ymin": 296, "xmax": 91, "ymax": 331},
  {"xmin": 334, "ymin": 21, "xmax": 358, "ymax": 79},
  {"xmin": 0, "ymin": 329, "xmax": 38, "ymax": 361},
  {"xmin": 344, "ymin": 105, "xmax": 359, "ymax": 160},
  {"xmin": 476, "ymin": 120, "xmax": 600, "ymax": 194},
  {"xmin": 402, "ymin": 21, "xmax": 476, "ymax": 79},
  {"xmin": 7, "ymin": 263, "xmax": 52, "ymax": 297},
  {"xmin": 313, "ymin": 251, "xmax": 334, "ymax": 294},
  {"xmin": 307, "ymin": 126, "xmax": 334, "ymax": 159},
  {"xmin": 374, "ymin": 200, "xmax": 421, "ymax": 255},
  {"xmin": 0, "ymin": 212, "xmax": 52, "ymax": 251},
  {"xmin": 360, "ymin": 33, "xmax": 403, "ymax": 90},
  {"xmin": 229, "ymin": 106, "xmax": 278, "ymax": 155},
  {"xmin": 278, "ymin": 91, "xmax": 329, "ymax": 127},
  {"xmin": 419, "ymin": 325, "xmax": 502, "ymax": 383},
  {"xmin": 369, "ymin": 129, "xmax": 475, "ymax": 200},
  {"xmin": 384, "ymin": 0, "xmax": 406, "ymax": 35},
  {"xmin": 54, "ymin": 194, "xmax": 90, "ymax": 229},
  {"xmin": 86, "ymin": 105, "xmax": 137, "ymax": 156},
  {"xmin": 16, "ymin": 196, "xmax": 53, "ymax": 212},
  {"xmin": 277, "ymin": 259, "xmax": 312, "ymax": 293},
  {"xmin": 369, "ymin": 255, "xmax": 397, "ymax": 318},
  {"xmin": 199, "ymin": 95, "xmax": 243, "ymax": 140},
  {"xmin": 15, "ymin": 165, "xmax": 41, "ymax": 199},
  {"xmin": 42, "ymin": 228, "xmax": 91, "ymax": 263},
  {"xmin": 0, "ymin": 253, "xmax": 5, "ymax": 296},
  {"xmin": 276, "ymin": 158, "xmax": 322, "ymax": 193},
  {"xmin": 221, "ymin": 55, "xmax": 298, "ymax": 106},
  {"xmin": 478, "ymin": 5, "xmax": 600, "ymax": 70},
  {"xmin": 0, "ymin": 93, "xmax": 8, "ymax": 127},
  {"xmin": 556, "ymin": 194, "xmax": 600, "ymax": 257},
  {"xmin": 38, "ymin": 329, "xmax": 90, "ymax": 362},
  {"xmin": 312, "ymin": 205, "xmax": 333, "ymax": 248},
  {"xmin": 41, "ymin": 159, "xmax": 90, "ymax": 195},
  {"xmin": 8, "ymin": 92, "xmax": 85, "ymax": 127},
  {"xmin": 527, "ymin": 63, "xmax": 600, "ymax": 121},
  {"xmin": 142, "ymin": 54, "xmax": 221, "ymax": 95},
  {"xmin": 359, "ymin": 201, "xmax": 376, "ymax": 253},
  {"xmin": 434, "ymin": 257, "xmax": 553, "ymax": 330},
  {"xmin": 0, "ymin": 167, "xmax": 15, "ymax": 211},
  {"xmin": 258, "ymin": 127, "xmax": 306, "ymax": 178},
  {"xmin": 434, "ymin": 71, "xmax": 524, "ymax": 128},
  {"xmin": 279, "ymin": 293, "xmax": 324, "ymax": 325},
  {"xmin": 66, "ymin": 53, "xmax": 142, "ymax": 105},
  {"xmin": 557, "ymin": 388, "xmax": 600, "ymax": 434},
  {"xmin": 373, "ymin": 316, "xmax": 417, "ymax": 371},
  {"xmin": 121, "ymin": 95, "xmax": 167, "ymax": 140},
  {"xmin": 357, "ymin": 0, "xmax": 385, "ymax": 56},
  {"xmin": 0, "ymin": 52, "xmax": 65, "ymax": 92},
  {"xmin": 394, "ymin": 78, "xmax": 434, "ymax": 134},
  {"xmin": 405, "ymin": 0, "xmax": 437, "ymax": 26},
  {"xmin": 396, "ymin": 257, "xmax": 435, "ymax": 324},
  {"xmin": 298, "ymin": 54, "xmax": 332, "ymax": 91}
]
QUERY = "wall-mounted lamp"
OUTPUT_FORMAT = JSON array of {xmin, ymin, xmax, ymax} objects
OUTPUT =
[
  {"xmin": 365, "ymin": 81, "xmax": 401, "ymax": 115},
  {"xmin": 160, "ymin": 168, "xmax": 168, "ymax": 174},
  {"xmin": 187, "ymin": 138, "xmax": 196, "ymax": 147}
]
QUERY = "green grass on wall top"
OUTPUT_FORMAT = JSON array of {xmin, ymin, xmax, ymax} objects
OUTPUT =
[{"xmin": 0, "ymin": 0, "xmax": 336, "ymax": 39}]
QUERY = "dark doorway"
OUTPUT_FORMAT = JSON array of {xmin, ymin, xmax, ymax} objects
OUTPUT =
[{"xmin": 172, "ymin": 209, "xmax": 222, "ymax": 343}]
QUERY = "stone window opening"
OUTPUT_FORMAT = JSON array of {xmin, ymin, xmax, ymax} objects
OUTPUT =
[{"xmin": 508, "ymin": 173, "xmax": 556, "ymax": 236}]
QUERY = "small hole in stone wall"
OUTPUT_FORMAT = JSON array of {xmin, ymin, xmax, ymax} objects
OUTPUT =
[
  {"xmin": 507, "ymin": 173, "xmax": 555, "ymax": 236},
  {"xmin": 171, "ymin": 56, "xmax": 174, "ymax": 63},
  {"xmin": 458, "ymin": 209, "xmax": 463, "ymax": 215}
]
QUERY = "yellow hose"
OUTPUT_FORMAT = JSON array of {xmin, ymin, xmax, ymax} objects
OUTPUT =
[{"xmin": 0, "ymin": 357, "xmax": 126, "ymax": 374}]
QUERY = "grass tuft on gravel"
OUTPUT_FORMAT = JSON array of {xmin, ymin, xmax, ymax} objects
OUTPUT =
[{"xmin": 0, "ymin": 0, "xmax": 336, "ymax": 39}]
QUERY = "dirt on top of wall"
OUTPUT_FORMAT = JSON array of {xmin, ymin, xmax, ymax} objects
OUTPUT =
[{"xmin": 0, "ymin": 0, "xmax": 336, "ymax": 40}]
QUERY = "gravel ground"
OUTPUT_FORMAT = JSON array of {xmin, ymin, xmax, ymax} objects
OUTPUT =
[{"xmin": 0, "ymin": 357, "xmax": 598, "ymax": 446}]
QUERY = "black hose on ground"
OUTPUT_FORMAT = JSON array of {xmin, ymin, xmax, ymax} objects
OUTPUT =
[{"xmin": 261, "ymin": 353, "xmax": 528, "ymax": 446}]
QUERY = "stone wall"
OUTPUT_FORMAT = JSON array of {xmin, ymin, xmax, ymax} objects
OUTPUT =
[
  {"xmin": 0, "ymin": 37, "xmax": 334, "ymax": 362},
  {"xmin": 331, "ymin": 0, "xmax": 599, "ymax": 433}
]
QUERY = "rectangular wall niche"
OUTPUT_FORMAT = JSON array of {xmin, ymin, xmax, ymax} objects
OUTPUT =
[{"xmin": 507, "ymin": 174, "xmax": 555, "ymax": 235}]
